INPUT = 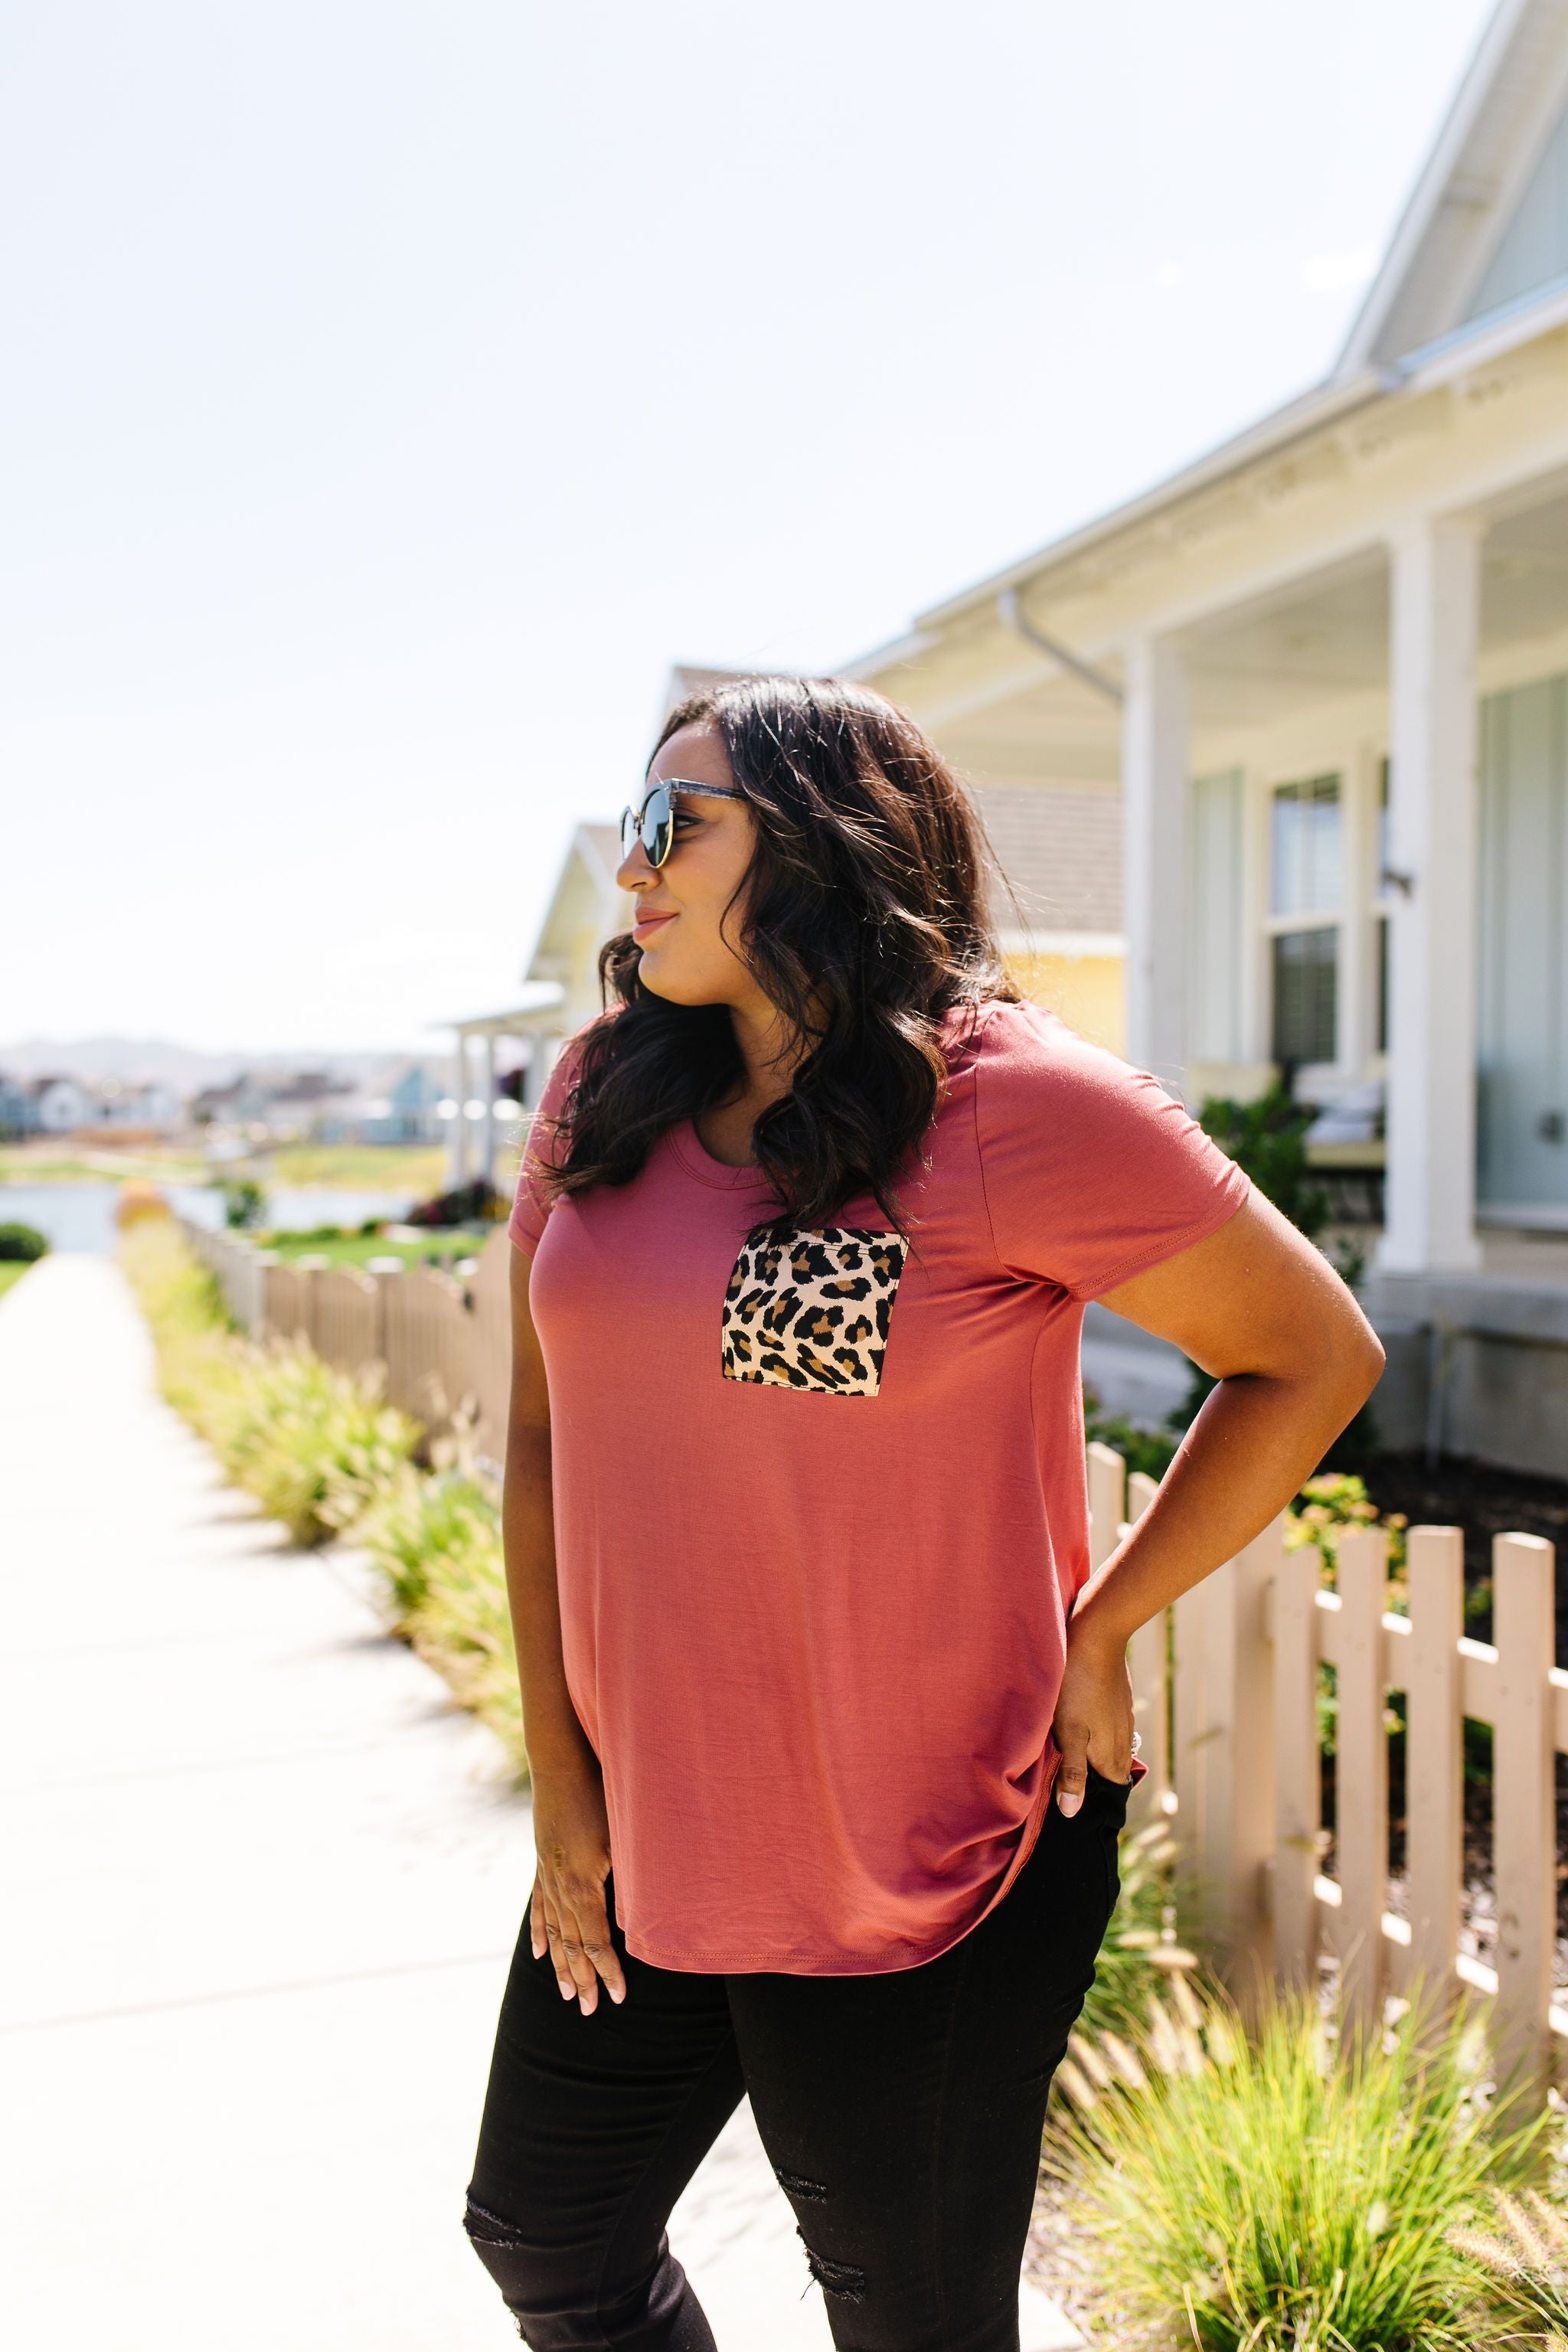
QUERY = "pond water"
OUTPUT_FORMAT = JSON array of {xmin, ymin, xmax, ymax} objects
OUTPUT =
[{"xmin": 0, "ymin": 1182, "xmax": 416, "ymax": 1256}]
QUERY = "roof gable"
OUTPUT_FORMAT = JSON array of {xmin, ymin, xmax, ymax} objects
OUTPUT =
[
  {"xmin": 1338, "ymin": 0, "xmax": 1568, "ymax": 374},
  {"xmin": 1463, "ymin": 82, "xmax": 1568, "ymax": 322}
]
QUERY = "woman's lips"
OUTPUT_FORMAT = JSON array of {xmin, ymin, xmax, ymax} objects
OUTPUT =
[{"xmin": 633, "ymin": 911, "xmax": 676, "ymax": 939}]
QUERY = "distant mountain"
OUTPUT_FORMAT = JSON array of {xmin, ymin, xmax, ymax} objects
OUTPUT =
[{"xmin": 0, "ymin": 1037, "xmax": 430, "ymax": 1089}]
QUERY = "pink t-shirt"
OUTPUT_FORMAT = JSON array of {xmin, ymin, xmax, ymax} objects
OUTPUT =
[{"xmin": 511, "ymin": 997, "xmax": 1249, "ymax": 1975}]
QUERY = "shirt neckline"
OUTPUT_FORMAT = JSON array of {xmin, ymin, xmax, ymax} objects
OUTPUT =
[
  {"xmin": 665, "ymin": 1001, "xmax": 1003, "ymax": 1192},
  {"xmin": 669, "ymin": 1119, "xmax": 779, "ymax": 1191}
]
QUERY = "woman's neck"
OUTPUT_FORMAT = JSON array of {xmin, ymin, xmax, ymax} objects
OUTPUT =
[{"xmin": 695, "ymin": 1000, "xmax": 811, "ymax": 1168}]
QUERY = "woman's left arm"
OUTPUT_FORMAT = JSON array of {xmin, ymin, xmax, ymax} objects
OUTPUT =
[{"xmin": 1050, "ymin": 1186, "xmax": 1386, "ymax": 1815}]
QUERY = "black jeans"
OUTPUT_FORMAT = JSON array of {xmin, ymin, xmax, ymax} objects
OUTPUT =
[{"xmin": 463, "ymin": 1766, "xmax": 1128, "ymax": 2351}]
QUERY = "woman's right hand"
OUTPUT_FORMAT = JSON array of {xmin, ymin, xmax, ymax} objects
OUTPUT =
[{"xmin": 529, "ymin": 1752, "xmax": 627, "ymax": 2015}]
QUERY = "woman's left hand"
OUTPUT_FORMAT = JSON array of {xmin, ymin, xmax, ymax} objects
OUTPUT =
[{"xmin": 1050, "ymin": 1617, "xmax": 1134, "ymax": 1816}]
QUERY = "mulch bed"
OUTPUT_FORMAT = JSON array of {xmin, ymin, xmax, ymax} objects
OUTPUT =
[{"xmin": 1348, "ymin": 1449, "xmax": 1568, "ymax": 1651}]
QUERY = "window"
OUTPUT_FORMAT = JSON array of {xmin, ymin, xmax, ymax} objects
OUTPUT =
[
  {"xmin": 1272, "ymin": 929, "xmax": 1338, "ymax": 1065},
  {"xmin": 1269, "ymin": 774, "xmax": 1341, "ymax": 1067},
  {"xmin": 1271, "ymin": 774, "xmax": 1341, "ymax": 915}
]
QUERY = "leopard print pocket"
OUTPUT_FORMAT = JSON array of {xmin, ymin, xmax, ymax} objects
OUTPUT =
[{"xmin": 720, "ymin": 1222, "xmax": 908, "ymax": 1396}]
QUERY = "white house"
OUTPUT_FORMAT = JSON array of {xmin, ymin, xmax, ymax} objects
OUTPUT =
[
  {"xmin": 842, "ymin": 0, "xmax": 1568, "ymax": 1472},
  {"xmin": 25, "ymin": 1076, "xmax": 97, "ymax": 1134},
  {"xmin": 93, "ymin": 1080, "xmax": 181, "ymax": 1132}
]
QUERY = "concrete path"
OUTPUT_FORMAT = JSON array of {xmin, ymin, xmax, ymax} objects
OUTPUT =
[{"xmin": 0, "ymin": 1256, "xmax": 1078, "ymax": 2349}]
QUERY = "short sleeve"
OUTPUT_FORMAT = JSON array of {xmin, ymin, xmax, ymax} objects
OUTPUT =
[
  {"xmin": 508, "ymin": 1033, "xmax": 588, "ymax": 1259},
  {"xmin": 973, "ymin": 1002, "xmax": 1250, "ymax": 1300}
]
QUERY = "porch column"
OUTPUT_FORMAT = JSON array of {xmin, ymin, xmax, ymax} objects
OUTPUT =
[
  {"xmin": 1122, "ymin": 634, "xmax": 1191, "ymax": 1089},
  {"xmin": 1378, "ymin": 513, "xmax": 1484, "ymax": 1275}
]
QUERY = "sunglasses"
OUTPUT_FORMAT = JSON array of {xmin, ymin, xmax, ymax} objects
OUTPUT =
[{"xmin": 619, "ymin": 779, "xmax": 748, "ymax": 869}]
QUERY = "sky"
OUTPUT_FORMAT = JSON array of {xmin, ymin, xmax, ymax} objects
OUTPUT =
[{"xmin": 0, "ymin": 0, "xmax": 1501, "ymax": 1057}]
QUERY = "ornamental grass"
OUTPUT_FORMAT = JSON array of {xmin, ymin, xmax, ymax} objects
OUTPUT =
[
  {"xmin": 354, "ymin": 1459, "xmax": 523, "ymax": 1766},
  {"xmin": 119, "ymin": 1218, "xmax": 521, "ymax": 1762},
  {"xmin": 122, "ymin": 1217, "xmax": 417, "ymax": 1545},
  {"xmin": 1451, "ymin": 2188, "xmax": 1568, "ymax": 2347},
  {"xmin": 1080, "ymin": 1813, "xmax": 1200, "ymax": 2040},
  {"xmin": 1044, "ymin": 1986, "xmax": 1547, "ymax": 2352}
]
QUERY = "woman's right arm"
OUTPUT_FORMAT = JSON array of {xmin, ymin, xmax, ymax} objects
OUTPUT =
[{"xmin": 505, "ymin": 1242, "xmax": 627, "ymax": 2014}]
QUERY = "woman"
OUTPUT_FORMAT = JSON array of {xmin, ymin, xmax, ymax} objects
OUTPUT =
[{"xmin": 464, "ymin": 676, "xmax": 1383, "ymax": 2350}]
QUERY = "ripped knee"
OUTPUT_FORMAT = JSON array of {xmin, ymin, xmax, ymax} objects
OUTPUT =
[
  {"xmin": 771, "ymin": 2167, "xmax": 867, "ymax": 2304},
  {"xmin": 464, "ymin": 2194, "xmax": 530, "ymax": 2253},
  {"xmin": 798, "ymin": 2232, "xmax": 867, "ymax": 2301}
]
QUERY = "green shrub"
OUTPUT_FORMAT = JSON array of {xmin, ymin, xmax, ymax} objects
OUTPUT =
[
  {"xmin": 0, "ymin": 1221, "xmax": 49, "ymax": 1262},
  {"xmin": 1198, "ymin": 1086, "xmax": 1331, "ymax": 1242},
  {"xmin": 356, "ymin": 1464, "xmax": 522, "ymax": 1766},
  {"xmin": 218, "ymin": 1178, "xmax": 266, "ymax": 1230},
  {"xmin": 1171, "ymin": 1086, "xmax": 1374, "ymax": 1452},
  {"xmin": 119, "ymin": 1218, "xmax": 521, "ymax": 1758},
  {"xmin": 205, "ymin": 1340, "xmax": 416, "ymax": 1547},
  {"xmin": 1047, "ymin": 1990, "xmax": 1544, "ymax": 2352},
  {"xmin": 120, "ymin": 1217, "xmax": 245, "ymax": 1438},
  {"xmin": 1083, "ymin": 1383, "xmax": 1178, "ymax": 1482},
  {"xmin": 1287, "ymin": 1471, "xmax": 1409, "ymax": 1586},
  {"xmin": 122, "ymin": 1219, "xmax": 416, "ymax": 1544}
]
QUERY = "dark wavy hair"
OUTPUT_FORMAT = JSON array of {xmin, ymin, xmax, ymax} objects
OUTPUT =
[{"xmin": 545, "ymin": 675, "xmax": 1021, "ymax": 1231}]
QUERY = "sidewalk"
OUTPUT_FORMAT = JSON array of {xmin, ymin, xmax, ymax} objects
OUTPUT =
[{"xmin": 0, "ymin": 1256, "xmax": 1078, "ymax": 2349}]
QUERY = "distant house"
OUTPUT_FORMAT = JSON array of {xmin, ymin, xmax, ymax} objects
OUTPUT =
[
  {"xmin": 91, "ymin": 1080, "xmax": 181, "ymax": 1132},
  {"xmin": 189, "ymin": 1070, "xmax": 354, "ymax": 1141},
  {"xmin": 0, "ymin": 1072, "xmax": 27, "ymax": 1138},
  {"xmin": 25, "ymin": 1076, "xmax": 96, "ymax": 1134},
  {"xmin": 333, "ymin": 1060, "xmax": 448, "ymax": 1146}
]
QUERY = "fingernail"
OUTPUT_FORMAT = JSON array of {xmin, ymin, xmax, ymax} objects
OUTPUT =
[{"xmin": 1057, "ymin": 1790, "xmax": 1083, "ymax": 1817}]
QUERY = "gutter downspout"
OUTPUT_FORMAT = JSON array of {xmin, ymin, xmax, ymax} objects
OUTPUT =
[{"xmin": 997, "ymin": 589, "xmax": 1123, "ymax": 707}]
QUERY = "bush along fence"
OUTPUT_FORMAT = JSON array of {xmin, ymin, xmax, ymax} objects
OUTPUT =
[
  {"xmin": 122, "ymin": 1217, "xmax": 521, "ymax": 1766},
  {"xmin": 181, "ymin": 1217, "xmax": 512, "ymax": 1467},
  {"xmin": 1089, "ymin": 1438, "xmax": 1567, "ymax": 2102}
]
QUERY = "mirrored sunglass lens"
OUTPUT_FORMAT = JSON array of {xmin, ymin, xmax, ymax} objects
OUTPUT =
[{"xmin": 642, "ymin": 786, "xmax": 674, "ymax": 864}]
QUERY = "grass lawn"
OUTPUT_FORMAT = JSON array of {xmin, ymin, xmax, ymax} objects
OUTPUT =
[
  {"xmin": 263, "ymin": 1143, "xmax": 452, "ymax": 1191},
  {"xmin": 0, "ymin": 1141, "xmax": 472, "ymax": 1195},
  {"xmin": 256, "ymin": 1227, "xmax": 501, "ymax": 1271},
  {"xmin": 0, "ymin": 1143, "xmax": 207, "ymax": 1183},
  {"xmin": 0, "ymin": 1260, "xmax": 38, "ymax": 1301}
]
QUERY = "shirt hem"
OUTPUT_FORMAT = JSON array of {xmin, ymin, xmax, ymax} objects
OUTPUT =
[{"xmin": 622, "ymin": 1769, "xmax": 1061, "ymax": 1978}]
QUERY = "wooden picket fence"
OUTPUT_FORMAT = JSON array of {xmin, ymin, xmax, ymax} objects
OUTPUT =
[
  {"xmin": 1089, "ymin": 1440, "xmax": 1566, "ymax": 2089},
  {"xmin": 178, "ymin": 1218, "xmax": 514, "ymax": 1466}
]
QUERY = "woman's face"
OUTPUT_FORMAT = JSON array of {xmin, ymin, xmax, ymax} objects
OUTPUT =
[{"xmin": 618, "ymin": 722, "xmax": 763, "ymax": 1010}]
